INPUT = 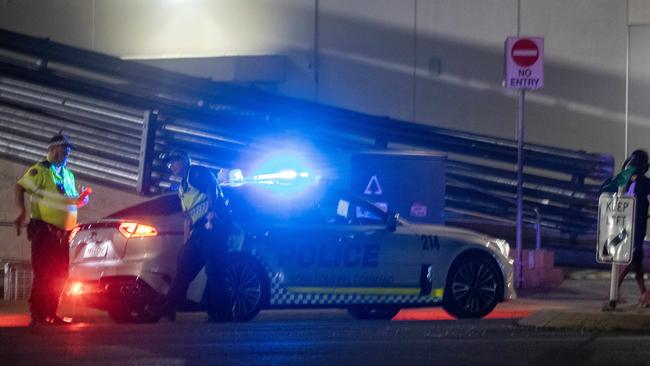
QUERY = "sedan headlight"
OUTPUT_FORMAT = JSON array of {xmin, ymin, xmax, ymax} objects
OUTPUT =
[{"xmin": 492, "ymin": 239, "xmax": 510, "ymax": 258}]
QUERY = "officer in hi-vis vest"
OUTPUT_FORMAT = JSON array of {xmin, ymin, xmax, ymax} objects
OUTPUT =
[
  {"xmin": 14, "ymin": 132, "xmax": 90, "ymax": 326},
  {"xmin": 160, "ymin": 150, "xmax": 233, "ymax": 322}
]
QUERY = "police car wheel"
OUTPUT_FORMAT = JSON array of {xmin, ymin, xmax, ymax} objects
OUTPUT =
[
  {"xmin": 442, "ymin": 254, "xmax": 502, "ymax": 319},
  {"xmin": 223, "ymin": 254, "xmax": 270, "ymax": 322},
  {"xmin": 347, "ymin": 305, "xmax": 401, "ymax": 320},
  {"xmin": 108, "ymin": 304, "xmax": 162, "ymax": 324}
]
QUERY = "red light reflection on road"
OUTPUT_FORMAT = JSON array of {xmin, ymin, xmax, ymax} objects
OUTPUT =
[
  {"xmin": 394, "ymin": 308, "xmax": 533, "ymax": 321},
  {"xmin": 0, "ymin": 315, "xmax": 88, "ymax": 328},
  {"xmin": 0, "ymin": 314, "xmax": 30, "ymax": 327}
]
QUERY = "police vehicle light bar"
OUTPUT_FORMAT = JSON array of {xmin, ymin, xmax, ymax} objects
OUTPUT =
[{"xmin": 223, "ymin": 168, "xmax": 321, "ymax": 187}]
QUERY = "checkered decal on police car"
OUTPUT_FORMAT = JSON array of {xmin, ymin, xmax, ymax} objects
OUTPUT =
[
  {"xmin": 268, "ymin": 274, "xmax": 441, "ymax": 306},
  {"xmin": 248, "ymin": 249, "xmax": 441, "ymax": 306}
]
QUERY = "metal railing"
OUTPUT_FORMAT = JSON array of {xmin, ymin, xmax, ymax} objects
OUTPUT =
[{"xmin": 3, "ymin": 261, "xmax": 32, "ymax": 300}]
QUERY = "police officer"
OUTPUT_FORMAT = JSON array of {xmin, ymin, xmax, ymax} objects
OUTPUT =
[
  {"xmin": 602, "ymin": 149, "xmax": 650, "ymax": 304},
  {"xmin": 161, "ymin": 150, "xmax": 232, "ymax": 322},
  {"xmin": 618, "ymin": 150, "xmax": 650, "ymax": 301},
  {"xmin": 14, "ymin": 132, "xmax": 89, "ymax": 325}
]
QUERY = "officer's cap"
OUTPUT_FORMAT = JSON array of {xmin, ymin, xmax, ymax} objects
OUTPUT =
[
  {"xmin": 165, "ymin": 149, "xmax": 191, "ymax": 165},
  {"xmin": 48, "ymin": 131, "xmax": 75, "ymax": 150}
]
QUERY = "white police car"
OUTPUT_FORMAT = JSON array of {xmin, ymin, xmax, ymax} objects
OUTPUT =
[{"xmin": 66, "ymin": 184, "xmax": 515, "ymax": 323}]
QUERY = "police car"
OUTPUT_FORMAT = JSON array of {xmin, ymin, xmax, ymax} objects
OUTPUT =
[{"xmin": 66, "ymin": 182, "xmax": 515, "ymax": 323}]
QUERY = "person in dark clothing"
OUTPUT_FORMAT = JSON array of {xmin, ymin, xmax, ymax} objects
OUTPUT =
[
  {"xmin": 604, "ymin": 149, "xmax": 650, "ymax": 300},
  {"xmin": 161, "ymin": 150, "xmax": 233, "ymax": 322}
]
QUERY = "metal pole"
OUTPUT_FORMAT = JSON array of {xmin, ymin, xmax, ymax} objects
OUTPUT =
[
  {"xmin": 136, "ymin": 110, "xmax": 157, "ymax": 194},
  {"xmin": 607, "ymin": 187, "xmax": 628, "ymax": 310},
  {"xmin": 3, "ymin": 263, "xmax": 8, "ymax": 300},
  {"xmin": 13, "ymin": 269, "xmax": 18, "ymax": 300},
  {"xmin": 516, "ymin": 89, "xmax": 526, "ymax": 288},
  {"xmin": 625, "ymin": 19, "xmax": 630, "ymax": 158},
  {"xmin": 534, "ymin": 207, "xmax": 541, "ymax": 250},
  {"xmin": 609, "ymin": 263, "xmax": 620, "ymax": 309}
]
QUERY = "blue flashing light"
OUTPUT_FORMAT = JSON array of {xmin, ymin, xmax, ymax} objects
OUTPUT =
[
  {"xmin": 228, "ymin": 169, "xmax": 244, "ymax": 187},
  {"xmin": 222, "ymin": 146, "xmax": 330, "ymax": 200},
  {"xmin": 254, "ymin": 169, "xmax": 298, "ymax": 181},
  {"xmin": 222, "ymin": 167, "xmax": 322, "ymax": 188}
]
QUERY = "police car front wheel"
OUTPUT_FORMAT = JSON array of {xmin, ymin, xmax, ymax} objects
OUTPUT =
[{"xmin": 442, "ymin": 253, "xmax": 502, "ymax": 319}]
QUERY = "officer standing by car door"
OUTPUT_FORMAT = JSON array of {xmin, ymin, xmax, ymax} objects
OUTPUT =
[
  {"xmin": 14, "ymin": 132, "xmax": 90, "ymax": 326},
  {"xmin": 162, "ymin": 150, "xmax": 233, "ymax": 322}
]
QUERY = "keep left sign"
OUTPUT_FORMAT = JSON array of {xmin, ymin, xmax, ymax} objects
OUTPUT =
[{"xmin": 505, "ymin": 37, "xmax": 544, "ymax": 90}]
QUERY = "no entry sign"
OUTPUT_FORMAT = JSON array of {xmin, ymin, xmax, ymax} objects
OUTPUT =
[
  {"xmin": 512, "ymin": 39, "xmax": 539, "ymax": 67},
  {"xmin": 505, "ymin": 37, "xmax": 544, "ymax": 90}
]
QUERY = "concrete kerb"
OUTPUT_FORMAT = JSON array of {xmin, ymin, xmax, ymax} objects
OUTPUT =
[
  {"xmin": 519, "ymin": 307, "xmax": 650, "ymax": 331},
  {"xmin": 518, "ymin": 275, "xmax": 650, "ymax": 331}
]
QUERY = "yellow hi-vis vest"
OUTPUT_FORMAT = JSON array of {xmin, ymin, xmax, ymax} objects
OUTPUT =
[
  {"xmin": 17, "ymin": 161, "xmax": 79, "ymax": 230},
  {"xmin": 179, "ymin": 178, "xmax": 209, "ymax": 225}
]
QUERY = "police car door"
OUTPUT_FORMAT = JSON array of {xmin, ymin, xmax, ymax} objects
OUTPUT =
[
  {"xmin": 279, "ymin": 193, "xmax": 423, "ymax": 298},
  {"xmin": 270, "ymin": 195, "xmax": 376, "ymax": 291},
  {"xmin": 344, "ymin": 196, "xmax": 424, "ymax": 296}
]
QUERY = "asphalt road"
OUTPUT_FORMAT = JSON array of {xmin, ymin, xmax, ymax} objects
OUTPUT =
[{"xmin": 1, "ymin": 309, "xmax": 650, "ymax": 366}]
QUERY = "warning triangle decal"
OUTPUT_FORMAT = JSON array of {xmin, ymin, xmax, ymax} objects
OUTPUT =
[{"xmin": 364, "ymin": 175, "xmax": 383, "ymax": 195}]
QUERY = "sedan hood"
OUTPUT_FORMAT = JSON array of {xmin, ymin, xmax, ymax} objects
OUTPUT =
[{"xmin": 398, "ymin": 222, "xmax": 497, "ymax": 246}]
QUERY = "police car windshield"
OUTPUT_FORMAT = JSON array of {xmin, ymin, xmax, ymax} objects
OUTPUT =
[
  {"xmin": 226, "ymin": 187, "xmax": 389, "ymax": 225},
  {"xmin": 314, "ymin": 193, "xmax": 389, "ymax": 225}
]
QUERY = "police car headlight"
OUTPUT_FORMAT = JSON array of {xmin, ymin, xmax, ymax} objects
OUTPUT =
[{"xmin": 493, "ymin": 239, "xmax": 510, "ymax": 258}]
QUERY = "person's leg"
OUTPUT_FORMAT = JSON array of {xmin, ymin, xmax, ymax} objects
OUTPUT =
[
  {"xmin": 47, "ymin": 232, "xmax": 70, "ymax": 320},
  {"xmin": 165, "ymin": 232, "xmax": 205, "ymax": 313},
  {"xmin": 29, "ymin": 242, "xmax": 48, "ymax": 320},
  {"xmin": 204, "ymin": 227, "xmax": 232, "ymax": 322},
  {"xmin": 634, "ymin": 266, "xmax": 646, "ymax": 294},
  {"xmin": 28, "ymin": 221, "xmax": 56, "ymax": 322},
  {"xmin": 618, "ymin": 264, "xmax": 632, "ymax": 288},
  {"xmin": 634, "ymin": 246, "xmax": 646, "ymax": 294}
]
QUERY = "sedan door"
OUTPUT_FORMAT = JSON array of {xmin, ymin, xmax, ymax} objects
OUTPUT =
[{"xmin": 267, "ymin": 194, "xmax": 424, "ymax": 297}]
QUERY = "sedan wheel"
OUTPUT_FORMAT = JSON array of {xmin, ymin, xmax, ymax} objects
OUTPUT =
[
  {"xmin": 443, "ymin": 255, "xmax": 502, "ymax": 319},
  {"xmin": 223, "ymin": 255, "xmax": 269, "ymax": 322}
]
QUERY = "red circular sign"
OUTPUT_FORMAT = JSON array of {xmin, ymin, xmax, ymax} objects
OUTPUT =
[{"xmin": 511, "ymin": 39, "xmax": 539, "ymax": 67}]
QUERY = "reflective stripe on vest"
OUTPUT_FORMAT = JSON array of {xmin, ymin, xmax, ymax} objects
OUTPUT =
[
  {"xmin": 17, "ymin": 161, "xmax": 78, "ymax": 230},
  {"xmin": 179, "ymin": 179, "xmax": 209, "ymax": 225}
]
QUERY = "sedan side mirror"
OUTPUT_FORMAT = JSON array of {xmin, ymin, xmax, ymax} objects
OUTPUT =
[{"xmin": 386, "ymin": 213, "xmax": 399, "ymax": 232}]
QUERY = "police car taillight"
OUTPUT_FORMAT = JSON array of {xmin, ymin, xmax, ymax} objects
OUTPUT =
[
  {"xmin": 67, "ymin": 281, "xmax": 84, "ymax": 296},
  {"xmin": 118, "ymin": 222, "xmax": 158, "ymax": 238}
]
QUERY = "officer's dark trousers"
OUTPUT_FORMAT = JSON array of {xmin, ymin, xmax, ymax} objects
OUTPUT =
[
  {"xmin": 27, "ymin": 220, "xmax": 70, "ymax": 320},
  {"xmin": 167, "ymin": 220, "xmax": 232, "ymax": 320}
]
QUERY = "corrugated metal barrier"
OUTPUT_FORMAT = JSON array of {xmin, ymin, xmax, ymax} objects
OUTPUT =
[
  {"xmin": 0, "ymin": 76, "xmax": 147, "ymax": 189},
  {"xmin": 0, "ymin": 28, "xmax": 614, "ymax": 236}
]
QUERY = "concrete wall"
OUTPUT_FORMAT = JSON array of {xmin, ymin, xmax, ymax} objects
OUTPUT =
[
  {"xmin": 0, "ymin": 159, "xmax": 145, "ymax": 261},
  {"xmin": 628, "ymin": 0, "xmax": 650, "ymax": 159},
  {"xmin": 0, "ymin": 1, "xmax": 637, "ymax": 163}
]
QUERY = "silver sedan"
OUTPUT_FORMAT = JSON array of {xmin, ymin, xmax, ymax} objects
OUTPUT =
[{"xmin": 66, "ymin": 186, "xmax": 515, "ymax": 323}]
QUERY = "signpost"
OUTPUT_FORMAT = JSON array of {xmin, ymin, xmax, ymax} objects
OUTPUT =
[
  {"xmin": 506, "ymin": 37, "xmax": 544, "ymax": 89},
  {"xmin": 504, "ymin": 36, "xmax": 544, "ymax": 288},
  {"xmin": 597, "ymin": 192, "xmax": 635, "ymax": 310}
]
